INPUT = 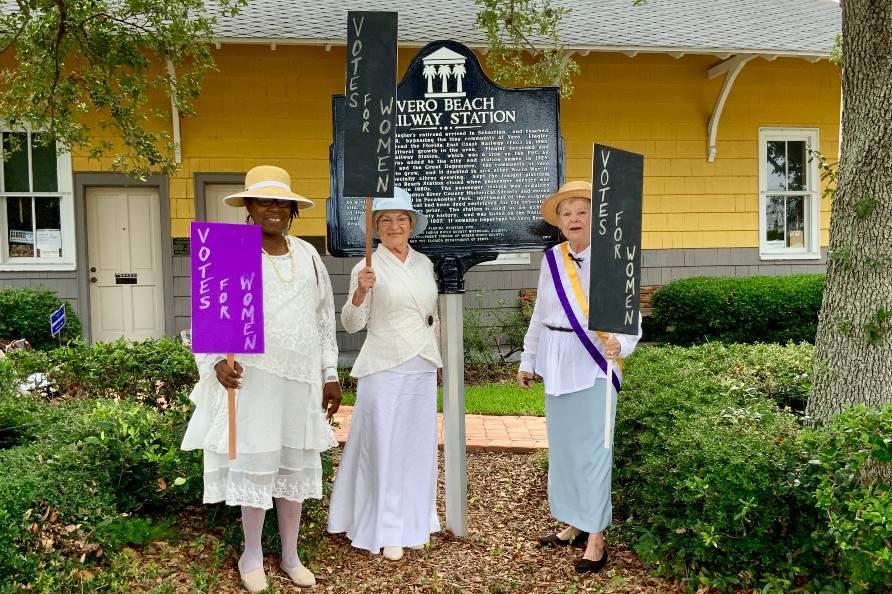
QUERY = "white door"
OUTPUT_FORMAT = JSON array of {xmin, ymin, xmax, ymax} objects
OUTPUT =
[
  {"xmin": 86, "ymin": 187, "xmax": 165, "ymax": 342},
  {"xmin": 205, "ymin": 184, "xmax": 246, "ymax": 224}
]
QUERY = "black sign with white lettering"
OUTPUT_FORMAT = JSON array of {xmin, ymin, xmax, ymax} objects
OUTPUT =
[
  {"xmin": 329, "ymin": 40, "xmax": 562, "ymax": 257},
  {"xmin": 343, "ymin": 11, "xmax": 398, "ymax": 198},
  {"xmin": 588, "ymin": 144, "xmax": 643, "ymax": 334}
]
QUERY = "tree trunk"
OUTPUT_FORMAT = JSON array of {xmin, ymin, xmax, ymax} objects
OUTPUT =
[{"xmin": 807, "ymin": 0, "xmax": 892, "ymax": 422}]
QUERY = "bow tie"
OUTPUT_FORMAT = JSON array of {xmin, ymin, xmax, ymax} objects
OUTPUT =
[{"xmin": 568, "ymin": 253, "xmax": 584, "ymax": 268}]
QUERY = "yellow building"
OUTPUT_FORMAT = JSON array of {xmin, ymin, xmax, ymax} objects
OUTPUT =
[{"xmin": 0, "ymin": 0, "xmax": 841, "ymax": 346}]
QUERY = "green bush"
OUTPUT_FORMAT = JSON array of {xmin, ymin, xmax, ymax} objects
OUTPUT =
[
  {"xmin": 628, "ymin": 400, "xmax": 820, "ymax": 590},
  {"xmin": 7, "ymin": 337, "xmax": 198, "ymax": 406},
  {"xmin": 645, "ymin": 274, "xmax": 824, "ymax": 345},
  {"xmin": 0, "ymin": 391, "xmax": 202, "ymax": 587},
  {"xmin": 800, "ymin": 405, "xmax": 892, "ymax": 593},
  {"xmin": 0, "ymin": 288, "xmax": 82, "ymax": 350},
  {"xmin": 463, "ymin": 292, "xmax": 530, "ymax": 365},
  {"xmin": 614, "ymin": 343, "xmax": 841, "ymax": 591}
]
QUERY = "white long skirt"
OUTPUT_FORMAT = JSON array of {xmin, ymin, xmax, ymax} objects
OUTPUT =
[
  {"xmin": 182, "ymin": 367, "xmax": 337, "ymax": 509},
  {"xmin": 327, "ymin": 356, "xmax": 441, "ymax": 553}
]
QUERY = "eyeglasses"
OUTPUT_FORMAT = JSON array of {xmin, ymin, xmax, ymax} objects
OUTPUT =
[
  {"xmin": 377, "ymin": 215, "xmax": 412, "ymax": 227},
  {"xmin": 250, "ymin": 198, "xmax": 292, "ymax": 208}
]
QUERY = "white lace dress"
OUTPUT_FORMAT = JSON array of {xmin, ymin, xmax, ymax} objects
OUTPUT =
[{"xmin": 181, "ymin": 236, "xmax": 338, "ymax": 509}]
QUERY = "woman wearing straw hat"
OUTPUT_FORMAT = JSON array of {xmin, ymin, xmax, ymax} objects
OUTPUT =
[
  {"xmin": 327, "ymin": 187, "xmax": 442, "ymax": 561},
  {"xmin": 182, "ymin": 165, "xmax": 341, "ymax": 593},
  {"xmin": 517, "ymin": 180, "xmax": 642, "ymax": 573}
]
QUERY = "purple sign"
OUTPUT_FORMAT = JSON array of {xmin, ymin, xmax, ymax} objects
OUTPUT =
[{"xmin": 190, "ymin": 222, "xmax": 265, "ymax": 354}]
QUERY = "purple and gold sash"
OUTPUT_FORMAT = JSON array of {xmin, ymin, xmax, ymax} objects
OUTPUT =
[{"xmin": 544, "ymin": 245, "xmax": 622, "ymax": 393}]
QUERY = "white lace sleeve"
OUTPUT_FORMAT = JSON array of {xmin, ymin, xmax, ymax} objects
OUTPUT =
[
  {"xmin": 341, "ymin": 265, "xmax": 371, "ymax": 334},
  {"xmin": 312, "ymin": 251, "xmax": 339, "ymax": 380}
]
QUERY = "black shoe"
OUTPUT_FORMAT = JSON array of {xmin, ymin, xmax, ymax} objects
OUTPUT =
[
  {"xmin": 575, "ymin": 548, "xmax": 608, "ymax": 573},
  {"xmin": 537, "ymin": 531, "xmax": 588, "ymax": 548}
]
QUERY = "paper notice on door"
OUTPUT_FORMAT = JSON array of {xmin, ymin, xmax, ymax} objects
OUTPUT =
[{"xmin": 36, "ymin": 229, "xmax": 62, "ymax": 258}]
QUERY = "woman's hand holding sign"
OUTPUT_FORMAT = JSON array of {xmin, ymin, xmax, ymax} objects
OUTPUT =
[
  {"xmin": 215, "ymin": 359, "xmax": 243, "ymax": 390},
  {"xmin": 602, "ymin": 334, "xmax": 620, "ymax": 359},
  {"xmin": 352, "ymin": 266, "xmax": 376, "ymax": 306}
]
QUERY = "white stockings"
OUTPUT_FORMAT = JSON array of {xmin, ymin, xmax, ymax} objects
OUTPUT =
[
  {"xmin": 239, "ymin": 506, "xmax": 267, "ymax": 573},
  {"xmin": 275, "ymin": 498, "xmax": 303, "ymax": 569},
  {"xmin": 239, "ymin": 499, "xmax": 304, "ymax": 572}
]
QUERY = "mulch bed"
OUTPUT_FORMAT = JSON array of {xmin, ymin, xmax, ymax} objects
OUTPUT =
[{"xmin": 119, "ymin": 452, "xmax": 684, "ymax": 593}]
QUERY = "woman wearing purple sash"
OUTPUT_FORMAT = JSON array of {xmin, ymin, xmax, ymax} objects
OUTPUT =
[{"xmin": 517, "ymin": 180, "xmax": 642, "ymax": 574}]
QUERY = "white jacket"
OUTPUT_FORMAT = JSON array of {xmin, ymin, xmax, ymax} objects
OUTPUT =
[{"xmin": 342, "ymin": 244, "xmax": 442, "ymax": 378}]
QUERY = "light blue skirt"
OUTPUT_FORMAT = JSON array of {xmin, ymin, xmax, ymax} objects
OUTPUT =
[{"xmin": 544, "ymin": 379, "xmax": 616, "ymax": 533}]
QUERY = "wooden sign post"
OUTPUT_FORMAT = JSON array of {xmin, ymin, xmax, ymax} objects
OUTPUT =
[
  {"xmin": 190, "ymin": 222, "xmax": 265, "ymax": 460},
  {"xmin": 588, "ymin": 144, "xmax": 644, "ymax": 411},
  {"xmin": 344, "ymin": 10, "xmax": 398, "ymax": 264}
]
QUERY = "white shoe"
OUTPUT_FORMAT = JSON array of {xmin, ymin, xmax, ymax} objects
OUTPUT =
[
  {"xmin": 408, "ymin": 544, "xmax": 425, "ymax": 550},
  {"xmin": 382, "ymin": 546, "xmax": 404, "ymax": 561},
  {"xmin": 281, "ymin": 560, "xmax": 316, "ymax": 587},
  {"xmin": 238, "ymin": 566, "xmax": 268, "ymax": 594}
]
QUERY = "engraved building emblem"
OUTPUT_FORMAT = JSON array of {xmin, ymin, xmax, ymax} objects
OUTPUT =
[{"xmin": 421, "ymin": 47, "xmax": 467, "ymax": 98}]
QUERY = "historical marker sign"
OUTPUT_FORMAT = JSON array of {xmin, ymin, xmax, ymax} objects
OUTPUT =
[
  {"xmin": 588, "ymin": 144, "xmax": 644, "ymax": 335},
  {"xmin": 190, "ymin": 222, "xmax": 265, "ymax": 354},
  {"xmin": 343, "ymin": 11, "xmax": 398, "ymax": 198},
  {"xmin": 330, "ymin": 40, "xmax": 562, "ymax": 257}
]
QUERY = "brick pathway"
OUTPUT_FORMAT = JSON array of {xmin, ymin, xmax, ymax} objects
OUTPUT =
[{"xmin": 332, "ymin": 406, "xmax": 548, "ymax": 453}]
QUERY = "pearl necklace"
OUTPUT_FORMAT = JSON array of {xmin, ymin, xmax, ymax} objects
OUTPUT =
[{"xmin": 262, "ymin": 240, "xmax": 296, "ymax": 283}]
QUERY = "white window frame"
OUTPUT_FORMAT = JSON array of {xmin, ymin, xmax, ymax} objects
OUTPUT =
[
  {"xmin": 758, "ymin": 127, "xmax": 821, "ymax": 260},
  {"xmin": 0, "ymin": 127, "xmax": 75, "ymax": 271}
]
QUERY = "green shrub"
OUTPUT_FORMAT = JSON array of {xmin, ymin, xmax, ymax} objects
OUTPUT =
[
  {"xmin": 463, "ymin": 292, "xmax": 530, "ymax": 365},
  {"xmin": 645, "ymin": 274, "xmax": 824, "ymax": 345},
  {"xmin": 0, "ymin": 288, "xmax": 82, "ymax": 349},
  {"xmin": 614, "ymin": 343, "xmax": 838, "ymax": 591},
  {"xmin": 800, "ymin": 405, "xmax": 892, "ymax": 593},
  {"xmin": 7, "ymin": 337, "xmax": 198, "ymax": 406},
  {"xmin": 0, "ymin": 393, "xmax": 202, "ymax": 587},
  {"xmin": 628, "ymin": 399, "xmax": 819, "ymax": 590}
]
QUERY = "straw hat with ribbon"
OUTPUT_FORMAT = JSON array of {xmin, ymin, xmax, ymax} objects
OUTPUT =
[
  {"xmin": 223, "ymin": 165, "xmax": 315, "ymax": 209},
  {"xmin": 540, "ymin": 180, "xmax": 593, "ymax": 227},
  {"xmin": 357, "ymin": 187, "xmax": 429, "ymax": 238}
]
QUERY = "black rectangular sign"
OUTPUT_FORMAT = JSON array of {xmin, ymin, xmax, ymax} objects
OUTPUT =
[
  {"xmin": 343, "ymin": 11, "xmax": 398, "ymax": 198},
  {"xmin": 330, "ymin": 40, "xmax": 562, "ymax": 257},
  {"xmin": 588, "ymin": 144, "xmax": 643, "ymax": 334}
]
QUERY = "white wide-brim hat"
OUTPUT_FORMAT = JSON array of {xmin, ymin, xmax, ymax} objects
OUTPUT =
[
  {"xmin": 223, "ymin": 165, "xmax": 315, "ymax": 209},
  {"xmin": 357, "ymin": 187, "xmax": 429, "ymax": 238}
]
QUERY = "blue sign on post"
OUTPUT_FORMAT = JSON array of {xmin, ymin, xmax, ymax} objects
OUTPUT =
[{"xmin": 50, "ymin": 305, "xmax": 66, "ymax": 337}]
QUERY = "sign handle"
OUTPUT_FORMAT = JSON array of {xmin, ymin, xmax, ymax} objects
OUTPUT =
[
  {"xmin": 227, "ymin": 353, "xmax": 237, "ymax": 460},
  {"xmin": 364, "ymin": 196, "xmax": 373, "ymax": 267},
  {"xmin": 596, "ymin": 331, "xmax": 614, "ymax": 449}
]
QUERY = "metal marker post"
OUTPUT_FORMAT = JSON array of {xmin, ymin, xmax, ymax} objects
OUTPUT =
[
  {"xmin": 436, "ymin": 254, "xmax": 495, "ymax": 538},
  {"xmin": 440, "ymin": 290, "xmax": 468, "ymax": 537}
]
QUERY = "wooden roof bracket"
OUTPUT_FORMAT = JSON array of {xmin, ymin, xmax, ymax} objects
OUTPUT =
[{"xmin": 706, "ymin": 54, "xmax": 755, "ymax": 162}]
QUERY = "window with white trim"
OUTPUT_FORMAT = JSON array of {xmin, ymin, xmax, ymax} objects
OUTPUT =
[
  {"xmin": 759, "ymin": 128, "xmax": 820, "ymax": 260},
  {"xmin": 0, "ymin": 131, "xmax": 75, "ymax": 270}
]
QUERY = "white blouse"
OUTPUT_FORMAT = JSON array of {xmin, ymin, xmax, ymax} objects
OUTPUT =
[
  {"xmin": 342, "ymin": 244, "xmax": 442, "ymax": 378},
  {"xmin": 193, "ymin": 236, "xmax": 339, "ymax": 386},
  {"xmin": 519, "ymin": 244, "xmax": 642, "ymax": 396}
]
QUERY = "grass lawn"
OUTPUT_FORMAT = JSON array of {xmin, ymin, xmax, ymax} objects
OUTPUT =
[{"xmin": 341, "ymin": 382, "xmax": 545, "ymax": 416}]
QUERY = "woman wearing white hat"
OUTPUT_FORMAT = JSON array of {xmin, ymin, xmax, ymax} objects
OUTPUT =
[
  {"xmin": 182, "ymin": 165, "xmax": 341, "ymax": 593},
  {"xmin": 327, "ymin": 187, "xmax": 442, "ymax": 560},
  {"xmin": 517, "ymin": 180, "xmax": 641, "ymax": 574}
]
